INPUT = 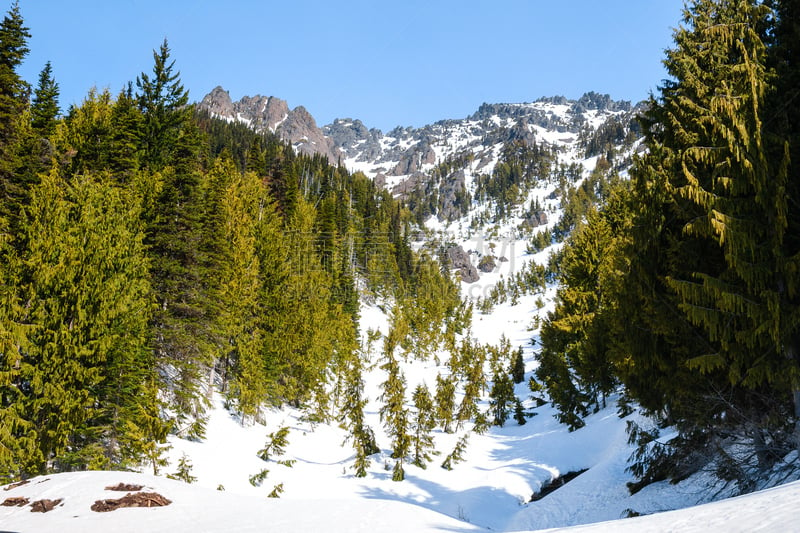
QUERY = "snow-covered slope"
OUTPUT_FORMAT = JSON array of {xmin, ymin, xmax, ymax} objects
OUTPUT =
[{"xmin": 4, "ymin": 457, "xmax": 800, "ymax": 532}]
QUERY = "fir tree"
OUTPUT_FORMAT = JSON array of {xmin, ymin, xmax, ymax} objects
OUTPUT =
[
  {"xmin": 441, "ymin": 433, "xmax": 469, "ymax": 471},
  {"xmin": 19, "ymin": 169, "xmax": 161, "ymax": 471},
  {"xmin": 379, "ymin": 351, "xmax": 410, "ymax": 462},
  {"xmin": 434, "ymin": 373, "xmax": 456, "ymax": 433},
  {"xmin": 0, "ymin": 1, "xmax": 30, "ymax": 226},
  {"xmin": 30, "ymin": 61, "xmax": 59, "ymax": 137},
  {"xmin": 135, "ymin": 38, "xmax": 190, "ymax": 171},
  {"xmin": 410, "ymin": 384, "xmax": 436, "ymax": 468},
  {"xmin": 489, "ymin": 372, "xmax": 515, "ymax": 427},
  {"xmin": 511, "ymin": 347, "xmax": 526, "ymax": 384}
]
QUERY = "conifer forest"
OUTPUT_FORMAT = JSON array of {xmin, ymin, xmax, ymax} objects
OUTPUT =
[{"xmin": 1, "ymin": 0, "xmax": 800, "ymax": 513}]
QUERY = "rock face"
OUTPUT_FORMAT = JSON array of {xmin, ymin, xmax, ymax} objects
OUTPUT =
[
  {"xmin": 446, "ymin": 245, "xmax": 480, "ymax": 284},
  {"xmin": 198, "ymin": 87, "xmax": 642, "ymax": 224},
  {"xmin": 198, "ymin": 86, "xmax": 340, "ymax": 163}
]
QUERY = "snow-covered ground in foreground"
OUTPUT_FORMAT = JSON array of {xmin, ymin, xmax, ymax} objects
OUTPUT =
[
  {"xmin": 4, "ymin": 233, "xmax": 800, "ymax": 531},
  {"xmin": 3, "ymin": 469, "xmax": 800, "ymax": 532}
]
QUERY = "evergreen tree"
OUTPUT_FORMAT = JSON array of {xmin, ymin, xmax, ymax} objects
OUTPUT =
[
  {"xmin": 379, "ymin": 351, "xmax": 410, "ymax": 463},
  {"xmin": 339, "ymin": 348, "xmax": 379, "ymax": 477},
  {"xmin": 0, "ymin": 1, "xmax": 30, "ymax": 226},
  {"xmin": 511, "ymin": 347, "xmax": 526, "ymax": 384},
  {"xmin": 489, "ymin": 372, "xmax": 515, "ymax": 427},
  {"xmin": 30, "ymin": 61, "xmax": 59, "ymax": 137},
  {"xmin": 410, "ymin": 384, "xmax": 436, "ymax": 468},
  {"xmin": 212, "ymin": 160, "xmax": 267, "ymax": 423},
  {"xmin": 434, "ymin": 373, "xmax": 456, "ymax": 433},
  {"xmin": 19, "ymin": 169, "xmax": 161, "ymax": 471},
  {"xmin": 135, "ymin": 38, "xmax": 190, "ymax": 171}
]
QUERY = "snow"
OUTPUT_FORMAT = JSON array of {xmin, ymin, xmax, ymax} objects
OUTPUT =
[{"xmin": 5, "ymin": 97, "xmax": 799, "ymax": 532}]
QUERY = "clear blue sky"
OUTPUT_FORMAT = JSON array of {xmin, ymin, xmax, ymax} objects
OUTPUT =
[{"xmin": 16, "ymin": 0, "xmax": 685, "ymax": 132}]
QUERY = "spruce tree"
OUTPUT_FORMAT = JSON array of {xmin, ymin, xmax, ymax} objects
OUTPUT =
[
  {"xmin": 19, "ymin": 169, "xmax": 161, "ymax": 471},
  {"xmin": 379, "ymin": 351, "xmax": 410, "ymax": 463},
  {"xmin": 434, "ymin": 373, "xmax": 456, "ymax": 433},
  {"xmin": 0, "ymin": 1, "xmax": 30, "ymax": 226},
  {"xmin": 410, "ymin": 384, "xmax": 436, "ymax": 468},
  {"xmin": 208, "ymin": 158, "xmax": 267, "ymax": 423},
  {"xmin": 30, "ymin": 61, "xmax": 59, "ymax": 137},
  {"xmin": 135, "ymin": 38, "xmax": 190, "ymax": 171}
]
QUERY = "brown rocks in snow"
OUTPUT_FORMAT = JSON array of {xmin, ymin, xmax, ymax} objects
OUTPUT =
[
  {"xmin": 1, "ymin": 496, "xmax": 29, "ymax": 506},
  {"xmin": 91, "ymin": 492, "xmax": 172, "ymax": 512},
  {"xmin": 3, "ymin": 479, "xmax": 30, "ymax": 491},
  {"xmin": 30, "ymin": 498, "xmax": 62, "ymax": 513},
  {"xmin": 105, "ymin": 482, "xmax": 144, "ymax": 492}
]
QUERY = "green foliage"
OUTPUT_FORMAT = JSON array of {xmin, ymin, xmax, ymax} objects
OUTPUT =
[
  {"xmin": 0, "ymin": 1, "xmax": 31, "ymax": 226},
  {"xmin": 511, "ymin": 347, "xmax": 526, "ymax": 384},
  {"xmin": 249, "ymin": 468, "xmax": 269, "ymax": 487},
  {"xmin": 30, "ymin": 61, "xmax": 59, "ymax": 137},
  {"xmin": 379, "ymin": 349, "xmax": 410, "ymax": 461},
  {"xmin": 267, "ymin": 483, "xmax": 284, "ymax": 498},
  {"xmin": 434, "ymin": 374, "xmax": 457, "ymax": 433},
  {"xmin": 513, "ymin": 398, "xmax": 527, "ymax": 425},
  {"xmin": 258, "ymin": 427, "xmax": 290, "ymax": 462},
  {"xmin": 410, "ymin": 384, "xmax": 437, "ymax": 468},
  {"xmin": 167, "ymin": 453, "xmax": 197, "ymax": 484},
  {"xmin": 489, "ymin": 371, "xmax": 515, "ymax": 427},
  {"xmin": 441, "ymin": 433, "xmax": 469, "ymax": 471},
  {"xmin": 135, "ymin": 38, "xmax": 190, "ymax": 171}
]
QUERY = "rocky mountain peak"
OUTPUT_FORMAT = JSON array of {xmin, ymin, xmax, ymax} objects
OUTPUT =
[{"xmin": 197, "ymin": 87, "xmax": 340, "ymax": 163}]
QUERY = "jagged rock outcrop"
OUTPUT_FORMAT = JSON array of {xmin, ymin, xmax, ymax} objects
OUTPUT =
[
  {"xmin": 198, "ymin": 86, "xmax": 340, "ymax": 163},
  {"xmin": 446, "ymin": 245, "xmax": 479, "ymax": 284}
]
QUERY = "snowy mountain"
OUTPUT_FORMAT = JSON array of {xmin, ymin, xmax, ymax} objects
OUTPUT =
[{"xmin": 198, "ymin": 88, "xmax": 641, "ymax": 220}]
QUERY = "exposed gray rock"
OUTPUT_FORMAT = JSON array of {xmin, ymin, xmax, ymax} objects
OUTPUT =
[
  {"xmin": 438, "ymin": 170, "xmax": 466, "ymax": 222},
  {"xmin": 446, "ymin": 245, "xmax": 480, "ymax": 284},
  {"xmin": 200, "ymin": 86, "xmax": 234, "ymax": 117},
  {"xmin": 197, "ymin": 87, "xmax": 340, "ymax": 164}
]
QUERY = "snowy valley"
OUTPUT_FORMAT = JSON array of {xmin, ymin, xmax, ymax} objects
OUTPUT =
[{"xmin": 4, "ymin": 89, "xmax": 799, "ymax": 532}]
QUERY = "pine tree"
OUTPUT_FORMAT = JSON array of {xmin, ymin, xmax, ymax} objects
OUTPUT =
[
  {"xmin": 209, "ymin": 159, "xmax": 267, "ymax": 423},
  {"xmin": 0, "ymin": 1, "xmax": 30, "ymax": 226},
  {"xmin": 136, "ymin": 38, "xmax": 190, "ymax": 171},
  {"xmin": 339, "ymin": 349, "xmax": 379, "ymax": 477},
  {"xmin": 410, "ymin": 384, "xmax": 436, "ymax": 468},
  {"xmin": 0, "ymin": 213, "xmax": 37, "ymax": 481},
  {"xmin": 441, "ymin": 433, "xmax": 469, "ymax": 471},
  {"xmin": 434, "ymin": 373, "xmax": 456, "ymax": 433},
  {"xmin": 18, "ymin": 169, "xmax": 161, "ymax": 471},
  {"xmin": 489, "ymin": 372, "xmax": 515, "ymax": 427},
  {"xmin": 379, "ymin": 350, "xmax": 410, "ymax": 463},
  {"xmin": 511, "ymin": 346, "xmax": 526, "ymax": 384},
  {"xmin": 30, "ymin": 61, "xmax": 59, "ymax": 137}
]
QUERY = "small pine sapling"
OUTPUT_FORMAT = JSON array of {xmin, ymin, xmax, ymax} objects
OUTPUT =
[
  {"xmin": 167, "ymin": 453, "xmax": 197, "ymax": 484},
  {"xmin": 267, "ymin": 483, "xmax": 284, "ymax": 498},
  {"xmin": 258, "ymin": 426, "xmax": 290, "ymax": 462},
  {"xmin": 511, "ymin": 347, "xmax": 526, "ymax": 384},
  {"xmin": 391, "ymin": 460, "xmax": 405, "ymax": 482},
  {"xmin": 249, "ymin": 468, "xmax": 270, "ymax": 487},
  {"xmin": 441, "ymin": 433, "xmax": 470, "ymax": 471},
  {"xmin": 514, "ymin": 398, "xmax": 527, "ymax": 425}
]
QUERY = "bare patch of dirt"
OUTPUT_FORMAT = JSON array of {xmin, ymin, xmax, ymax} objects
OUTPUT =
[
  {"xmin": 104, "ymin": 483, "xmax": 144, "ymax": 492},
  {"xmin": 91, "ymin": 492, "xmax": 171, "ymax": 512},
  {"xmin": 30, "ymin": 498, "xmax": 62, "ymax": 513},
  {"xmin": 1, "ymin": 496, "xmax": 29, "ymax": 507},
  {"xmin": 3, "ymin": 480, "xmax": 30, "ymax": 491}
]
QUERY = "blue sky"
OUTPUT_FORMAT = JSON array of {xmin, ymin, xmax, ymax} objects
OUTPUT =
[{"xmin": 16, "ymin": 0, "xmax": 685, "ymax": 132}]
